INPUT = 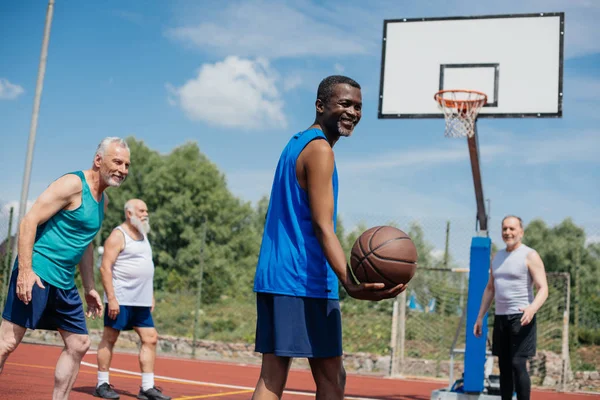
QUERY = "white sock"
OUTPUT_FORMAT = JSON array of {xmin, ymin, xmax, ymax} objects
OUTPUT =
[
  {"xmin": 141, "ymin": 373, "xmax": 154, "ymax": 391},
  {"xmin": 97, "ymin": 371, "xmax": 109, "ymax": 387}
]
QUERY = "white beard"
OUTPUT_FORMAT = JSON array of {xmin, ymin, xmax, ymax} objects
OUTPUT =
[
  {"xmin": 102, "ymin": 172, "xmax": 124, "ymax": 187},
  {"xmin": 131, "ymin": 216, "xmax": 151, "ymax": 235}
]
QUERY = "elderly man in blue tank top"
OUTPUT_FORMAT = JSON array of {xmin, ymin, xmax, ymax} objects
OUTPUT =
[
  {"xmin": 0, "ymin": 137, "xmax": 130, "ymax": 399},
  {"xmin": 93, "ymin": 199, "xmax": 170, "ymax": 400},
  {"xmin": 474, "ymin": 215, "xmax": 549, "ymax": 400},
  {"xmin": 251, "ymin": 75, "xmax": 407, "ymax": 400}
]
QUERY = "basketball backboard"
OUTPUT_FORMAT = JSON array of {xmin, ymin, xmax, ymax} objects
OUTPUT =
[{"xmin": 378, "ymin": 12, "xmax": 564, "ymax": 119}]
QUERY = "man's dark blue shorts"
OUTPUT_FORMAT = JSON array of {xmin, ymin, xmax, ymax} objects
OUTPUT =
[
  {"xmin": 104, "ymin": 304, "xmax": 154, "ymax": 331},
  {"xmin": 2, "ymin": 268, "xmax": 88, "ymax": 335},
  {"xmin": 255, "ymin": 293, "xmax": 342, "ymax": 358}
]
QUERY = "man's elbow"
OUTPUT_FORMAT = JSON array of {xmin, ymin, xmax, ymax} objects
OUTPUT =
[
  {"xmin": 19, "ymin": 214, "xmax": 38, "ymax": 233},
  {"xmin": 312, "ymin": 220, "xmax": 334, "ymax": 239}
]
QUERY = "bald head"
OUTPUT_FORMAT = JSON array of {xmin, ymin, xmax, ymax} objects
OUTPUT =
[{"xmin": 124, "ymin": 199, "xmax": 150, "ymax": 234}]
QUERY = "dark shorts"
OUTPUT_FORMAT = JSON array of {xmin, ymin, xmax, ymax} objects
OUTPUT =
[
  {"xmin": 104, "ymin": 304, "xmax": 154, "ymax": 331},
  {"xmin": 2, "ymin": 268, "xmax": 88, "ymax": 335},
  {"xmin": 255, "ymin": 293, "xmax": 342, "ymax": 358},
  {"xmin": 492, "ymin": 313, "xmax": 537, "ymax": 358}
]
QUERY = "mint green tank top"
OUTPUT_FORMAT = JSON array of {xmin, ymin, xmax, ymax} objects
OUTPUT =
[{"xmin": 32, "ymin": 171, "xmax": 105, "ymax": 289}]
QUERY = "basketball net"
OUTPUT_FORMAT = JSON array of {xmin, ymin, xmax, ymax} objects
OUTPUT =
[{"xmin": 434, "ymin": 90, "xmax": 487, "ymax": 138}]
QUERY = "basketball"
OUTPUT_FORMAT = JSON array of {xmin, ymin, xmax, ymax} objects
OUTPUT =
[{"xmin": 350, "ymin": 226, "xmax": 418, "ymax": 288}]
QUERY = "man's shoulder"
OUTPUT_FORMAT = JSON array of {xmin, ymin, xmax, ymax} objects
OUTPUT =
[{"xmin": 53, "ymin": 172, "xmax": 84, "ymax": 191}]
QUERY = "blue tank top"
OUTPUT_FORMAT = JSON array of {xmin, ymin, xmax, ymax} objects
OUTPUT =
[
  {"xmin": 29, "ymin": 171, "xmax": 105, "ymax": 289},
  {"xmin": 253, "ymin": 128, "xmax": 339, "ymax": 299}
]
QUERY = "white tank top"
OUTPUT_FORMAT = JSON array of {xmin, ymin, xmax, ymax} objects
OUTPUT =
[
  {"xmin": 104, "ymin": 226, "xmax": 154, "ymax": 306},
  {"xmin": 492, "ymin": 244, "xmax": 534, "ymax": 315}
]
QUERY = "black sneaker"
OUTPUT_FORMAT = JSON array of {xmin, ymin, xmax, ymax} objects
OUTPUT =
[
  {"xmin": 93, "ymin": 383, "xmax": 120, "ymax": 399},
  {"xmin": 137, "ymin": 386, "xmax": 171, "ymax": 400}
]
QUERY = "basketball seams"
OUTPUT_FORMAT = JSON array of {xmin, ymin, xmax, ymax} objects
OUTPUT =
[
  {"xmin": 350, "ymin": 226, "xmax": 418, "ymax": 287},
  {"xmin": 369, "ymin": 252, "xmax": 417, "ymax": 265},
  {"xmin": 359, "ymin": 236, "xmax": 413, "ymax": 265},
  {"xmin": 363, "ymin": 255, "xmax": 396, "ymax": 286}
]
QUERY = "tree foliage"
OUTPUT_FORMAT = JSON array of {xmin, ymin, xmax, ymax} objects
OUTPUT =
[
  {"xmin": 524, "ymin": 218, "xmax": 600, "ymax": 330},
  {"xmin": 101, "ymin": 137, "xmax": 262, "ymax": 303}
]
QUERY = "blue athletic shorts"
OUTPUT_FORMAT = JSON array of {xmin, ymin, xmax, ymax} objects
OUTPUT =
[
  {"xmin": 255, "ymin": 293, "xmax": 342, "ymax": 358},
  {"xmin": 104, "ymin": 304, "xmax": 154, "ymax": 331},
  {"xmin": 2, "ymin": 268, "xmax": 88, "ymax": 335}
]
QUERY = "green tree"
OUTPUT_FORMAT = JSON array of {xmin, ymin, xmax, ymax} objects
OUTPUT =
[
  {"xmin": 100, "ymin": 137, "xmax": 263, "ymax": 303},
  {"xmin": 524, "ymin": 218, "xmax": 600, "ymax": 338}
]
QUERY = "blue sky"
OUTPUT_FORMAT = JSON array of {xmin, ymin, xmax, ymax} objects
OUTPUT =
[{"xmin": 1, "ymin": 0, "xmax": 599, "ymax": 266}]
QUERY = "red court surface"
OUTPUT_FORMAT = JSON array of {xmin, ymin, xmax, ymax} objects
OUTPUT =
[{"xmin": 1, "ymin": 343, "xmax": 598, "ymax": 399}]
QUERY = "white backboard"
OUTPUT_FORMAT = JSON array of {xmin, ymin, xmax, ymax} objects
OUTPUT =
[{"xmin": 378, "ymin": 13, "xmax": 564, "ymax": 119}]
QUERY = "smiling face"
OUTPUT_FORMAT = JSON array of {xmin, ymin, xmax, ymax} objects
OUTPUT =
[
  {"xmin": 95, "ymin": 142, "xmax": 130, "ymax": 187},
  {"xmin": 317, "ymin": 83, "xmax": 362, "ymax": 138},
  {"xmin": 502, "ymin": 216, "xmax": 524, "ymax": 250}
]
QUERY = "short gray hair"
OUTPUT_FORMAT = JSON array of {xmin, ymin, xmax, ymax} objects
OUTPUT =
[
  {"xmin": 502, "ymin": 215, "xmax": 523, "ymax": 229},
  {"xmin": 95, "ymin": 137, "xmax": 129, "ymax": 158}
]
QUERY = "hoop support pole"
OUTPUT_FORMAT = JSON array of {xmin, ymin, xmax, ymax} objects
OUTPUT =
[{"xmin": 467, "ymin": 122, "xmax": 488, "ymax": 233}]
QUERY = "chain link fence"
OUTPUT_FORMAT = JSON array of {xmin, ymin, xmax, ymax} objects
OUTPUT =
[
  {"xmin": 0, "ymin": 206, "xmax": 16, "ymax": 312},
  {"xmin": 2, "ymin": 204, "xmax": 599, "ymax": 392},
  {"xmin": 388, "ymin": 270, "xmax": 571, "ymax": 388}
]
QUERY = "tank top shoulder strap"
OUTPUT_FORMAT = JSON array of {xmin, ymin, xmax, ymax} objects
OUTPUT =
[
  {"xmin": 113, "ymin": 226, "xmax": 130, "ymax": 248},
  {"xmin": 290, "ymin": 128, "xmax": 327, "ymax": 158}
]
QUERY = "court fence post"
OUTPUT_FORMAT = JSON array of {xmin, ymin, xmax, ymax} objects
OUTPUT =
[
  {"xmin": 192, "ymin": 220, "xmax": 207, "ymax": 358},
  {"xmin": 0, "ymin": 207, "xmax": 15, "ymax": 312},
  {"xmin": 390, "ymin": 289, "xmax": 407, "ymax": 377},
  {"xmin": 561, "ymin": 272, "xmax": 571, "ymax": 391}
]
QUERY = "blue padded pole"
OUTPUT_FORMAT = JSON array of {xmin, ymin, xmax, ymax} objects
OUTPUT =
[{"xmin": 463, "ymin": 236, "xmax": 491, "ymax": 393}]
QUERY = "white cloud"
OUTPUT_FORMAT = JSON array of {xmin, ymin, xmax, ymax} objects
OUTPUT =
[
  {"xmin": 481, "ymin": 128, "xmax": 600, "ymax": 165},
  {"xmin": 165, "ymin": 0, "xmax": 369, "ymax": 59},
  {"xmin": 337, "ymin": 144, "xmax": 506, "ymax": 174},
  {"xmin": 586, "ymin": 235, "xmax": 600, "ymax": 246},
  {"xmin": 334, "ymin": 63, "xmax": 345, "ymax": 73},
  {"xmin": 167, "ymin": 56, "xmax": 287, "ymax": 130},
  {"xmin": 0, "ymin": 78, "xmax": 24, "ymax": 100},
  {"xmin": 283, "ymin": 75, "xmax": 302, "ymax": 92},
  {"xmin": 0, "ymin": 200, "xmax": 34, "ymax": 240}
]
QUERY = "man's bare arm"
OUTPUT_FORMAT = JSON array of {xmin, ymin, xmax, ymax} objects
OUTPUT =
[
  {"xmin": 78, "ymin": 243, "xmax": 96, "ymax": 293},
  {"xmin": 18, "ymin": 174, "xmax": 81, "ymax": 272},
  {"xmin": 524, "ymin": 250, "xmax": 549, "ymax": 316},
  {"xmin": 303, "ymin": 140, "xmax": 350, "ymax": 286},
  {"xmin": 302, "ymin": 140, "xmax": 404, "ymax": 300},
  {"xmin": 476, "ymin": 272, "xmax": 495, "ymax": 320},
  {"xmin": 473, "ymin": 270, "xmax": 495, "ymax": 337},
  {"xmin": 99, "ymin": 229, "xmax": 124, "ymax": 303}
]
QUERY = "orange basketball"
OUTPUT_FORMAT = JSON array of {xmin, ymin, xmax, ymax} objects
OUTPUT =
[{"xmin": 350, "ymin": 226, "xmax": 418, "ymax": 288}]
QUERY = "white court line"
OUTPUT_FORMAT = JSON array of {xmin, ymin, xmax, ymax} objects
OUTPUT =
[{"xmin": 80, "ymin": 361, "xmax": 382, "ymax": 400}]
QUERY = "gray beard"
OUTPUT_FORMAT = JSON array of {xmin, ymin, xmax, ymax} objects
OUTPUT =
[
  {"xmin": 131, "ymin": 216, "xmax": 151, "ymax": 235},
  {"xmin": 337, "ymin": 120, "xmax": 353, "ymax": 137}
]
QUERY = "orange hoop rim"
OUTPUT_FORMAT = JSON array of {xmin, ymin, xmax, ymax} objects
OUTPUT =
[{"xmin": 434, "ymin": 89, "xmax": 488, "ymax": 109}]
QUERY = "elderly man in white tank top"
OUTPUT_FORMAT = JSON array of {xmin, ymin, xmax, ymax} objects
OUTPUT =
[
  {"xmin": 474, "ymin": 215, "xmax": 548, "ymax": 400},
  {"xmin": 93, "ymin": 199, "xmax": 170, "ymax": 400}
]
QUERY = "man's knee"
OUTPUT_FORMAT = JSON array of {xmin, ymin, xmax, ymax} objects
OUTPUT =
[
  {"xmin": 67, "ymin": 334, "xmax": 91, "ymax": 355},
  {"xmin": 511, "ymin": 356, "xmax": 528, "ymax": 371},
  {"xmin": 101, "ymin": 328, "xmax": 120, "ymax": 346},
  {"xmin": 311, "ymin": 358, "xmax": 346, "ymax": 395},
  {"xmin": 140, "ymin": 329, "xmax": 158, "ymax": 346},
  {"xmin": 0, "ymin": 335, "xmax": 19, "ymax": 355}
]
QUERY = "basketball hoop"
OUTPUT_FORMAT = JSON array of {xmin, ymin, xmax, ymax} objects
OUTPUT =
[{"xmin": 434, "ymin": 90, "xmax": 487, "ymax": 138}]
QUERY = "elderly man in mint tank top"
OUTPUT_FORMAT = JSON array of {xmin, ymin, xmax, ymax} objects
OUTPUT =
[
  {"xmin": 0, "ymin": 137, "xmax": 130, "ymax": 400},
  {"xmin": 474, "ymin": 215, "xmax": 549, "ymax": 400}
]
